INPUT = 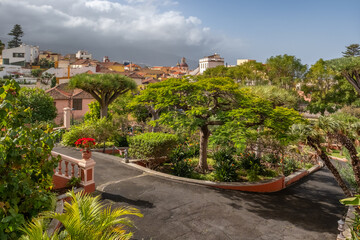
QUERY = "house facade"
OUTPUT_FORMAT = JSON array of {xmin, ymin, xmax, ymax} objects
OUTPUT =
[
  {"xmin": 199, "ymin": 53, "xmax": 224, "ymax": 74},
  {"xmin": 2, "ymin": 44, "xmax": 39, "ymax": 66},
  {"xmin": 46, "ymin": 83, "xmax": 94, "ymax": 124}
]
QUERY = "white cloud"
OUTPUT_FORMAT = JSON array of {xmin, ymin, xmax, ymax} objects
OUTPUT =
[{"xmin": 0, "ymin": 0, "xmax": 240, "ymax": 66}]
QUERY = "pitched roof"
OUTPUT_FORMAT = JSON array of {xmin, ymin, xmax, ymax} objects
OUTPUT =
[{"xmin": 46, "ymin": 83, "xmax": 93, "ymax": 100}]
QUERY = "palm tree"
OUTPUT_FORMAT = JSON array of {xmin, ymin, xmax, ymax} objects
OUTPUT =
[
  {"xmin": 20, "ymin": 191, "xmax": 143, "ymax": 240},
  {"xmin": 291, "ymin": 113, "xmax": 360, "ymax": 199}
]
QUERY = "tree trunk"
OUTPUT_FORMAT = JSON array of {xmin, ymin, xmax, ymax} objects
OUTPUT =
[
  {"xmin": 307, "ymin": 136, "xmax": 352, "ymax": 197},
  {"xmin": 100, "ymin": 104, "xmax": 108, "ymax": 118},
  {"xmin": 151, "ymin": 109, "xmax": 160, "ymax": 132},
  {"xmin": 196, "ymin": 125, "xmax": 210, "ymax": 173},
  {"xmin": 336, "ymin": 133, "xmax": 360, "ymax": 190}
]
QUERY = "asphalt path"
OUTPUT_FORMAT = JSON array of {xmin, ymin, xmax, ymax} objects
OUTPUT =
[{"xmin": 53, "ymin": 146, "xmax": 346, "ymax": 240}]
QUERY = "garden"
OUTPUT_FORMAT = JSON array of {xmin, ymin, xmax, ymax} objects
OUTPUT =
[{"xmin": 2, "ymin": 51, "xmax": 360, "ymax": 239}]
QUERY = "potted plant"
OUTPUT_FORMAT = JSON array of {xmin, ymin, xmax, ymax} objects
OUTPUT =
[{"xmin": 75, "ymin": 137, "xmax": 96, "ymax": 160}]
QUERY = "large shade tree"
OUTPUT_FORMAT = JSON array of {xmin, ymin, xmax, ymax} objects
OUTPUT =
[
  {"xmin": 266, "ymin": 54, "xmax": 307, "ymax": 89},
  {"xmin": 69, "ymin": 73, "xmax": 137, "ymax": 118},
  {"xmin": 134, "ymin": 77, "xmax": 241, "ymax": 172}
]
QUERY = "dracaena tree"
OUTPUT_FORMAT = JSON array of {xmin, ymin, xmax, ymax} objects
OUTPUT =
[{"xmin": 69, "ymin": 73, "xmax": 137, "ymax": 118}]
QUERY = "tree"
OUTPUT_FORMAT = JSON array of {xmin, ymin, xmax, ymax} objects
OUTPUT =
[
  {"xmin": 266, "ymin": 54, "xmax": 307, "ymax": 89},
  {"xmin": 227, "ymin": 61, "xmax": 268, "ymax": 85},
  {"xmin": 0, "ymin": 40, "xmax": 5, "ymax": 55},
  {"xmin": 7, "ymin": 24, "xmax": 24, "ymax": 48},
  {"xmin": 327, "ymin": 57, "xmax": 360, "ymax": 95},
  {"xmin": 17, "ymin": 88, "xmax": 57, "ymax": 123},
  {"xmin": 0, "ymin": 80, "xmax": 60, "ymax": 238},
  {"xmin": 69, "ymin": 73, "xmax": 137, "ymax": 118},
  {"xmin": 20, "ymin": 190, "xmax": 142, "ymax": 240},
  {"xmin": 292, "ymin": 113, "xmax": 360, "ymax": 199},
  {"xmin": 31, "ymin": 69, "xmax": 43, "ymax": 78},
  {"xmin": 39, "ymin": 58, "xmax": 55, "ymax": 69},
  {"xmin": 343, "ymin": 44, "xmax": 360, "ymax": 57}
]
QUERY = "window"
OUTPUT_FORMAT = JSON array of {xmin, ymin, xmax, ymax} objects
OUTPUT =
[
  {"xmin": 13, "ymin": 53, "xmax": 24, "ymax": 58},
  {"xmin": 73, "ymin": 99, "xmax": 82, "ymax": 110}
]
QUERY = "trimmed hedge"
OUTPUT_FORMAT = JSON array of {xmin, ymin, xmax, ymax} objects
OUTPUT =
[{"xmin": 129, "ymin": 132, "xmax": 178, "ymax": 169}]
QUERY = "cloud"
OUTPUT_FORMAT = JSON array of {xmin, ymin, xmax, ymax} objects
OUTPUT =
[{"xmin": 0, "ymin": 0, "xmax": 239, "ymax": 67}]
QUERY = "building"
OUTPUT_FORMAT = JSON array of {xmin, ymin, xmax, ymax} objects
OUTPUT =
[
  {"xmin": 237, "ymin": 59, "xmax": 254, "ymax": 65},
  {"xmin": 39, "ymin": 51, "xmax": 61, "ymax": 63},
  {"xmin": 75, "ymin": 50, "xmax": 92, "ymax": 60},
  {"xmin": 2, "ymin": 44, "xmax": 39, "ymax": 66},
  {"xmin": 199, "ymin": 53, "xmax": 224, "ymax": 74},
  {"xmin": 46, "ymin": 83, "xmax": 94, "ymax": 124}
]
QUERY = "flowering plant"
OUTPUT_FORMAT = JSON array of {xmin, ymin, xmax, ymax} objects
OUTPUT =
[{"xmin": 75, "ymin": 138, "xmax": 96, "ymax": 152}]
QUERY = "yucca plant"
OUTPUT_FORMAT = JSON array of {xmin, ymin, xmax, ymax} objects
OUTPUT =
[{"xmin": 20, "ymin": 190, "xmax": 143, "ymax": 240}]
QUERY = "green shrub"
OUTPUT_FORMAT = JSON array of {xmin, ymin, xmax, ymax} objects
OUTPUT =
[
  {"xmin": 172, "ymin": 159, "xmax": 194, "ymax": 178},
  {"xmin": 247, "ymin": 163, "xmax": 261, "ymax": 182},
  {"xmin": 128, "ymin": 132, "xmax": 178, "ymax": 169},
  {"xmin": 282, "ymin": 158, "xmax": 299, "ymax": 176},
  {"xmin": 0, "ymin": 80, "xmax": 60, "ymax": 239},
  {"xmin": 238, "ymin": 152, "xmax": 261, "ymax": 170},
  {"xmin": 111, "ymin": 133, "xmax": 129, "ymax": 147},
  {"xmin": 213, "ymin": 149, "xmax": 238, "ymax": 182},
  {"xmin": 62, "ymin": 123, "xmax": 96, "ymax": 146}
]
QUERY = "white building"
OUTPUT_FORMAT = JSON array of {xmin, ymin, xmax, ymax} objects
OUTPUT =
[
  {"xmin": 237, "ymin": 59, "xmax": 253, "ymax": 65},
  {"xmin": 2, "ymin": 44, "xmax": 39, "ymax": 67},
  {"xmin": 199, "ymin": 53, "xmax": 224, "ymax": 74},
  {"xmin": 75, "ymin": 50, "xmax": 92, "ymax": 60}
]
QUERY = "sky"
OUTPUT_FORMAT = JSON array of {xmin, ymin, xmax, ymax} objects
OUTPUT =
[{"xmin": 0, "ymin": 0, "xmax": 359, "ymax": 69}]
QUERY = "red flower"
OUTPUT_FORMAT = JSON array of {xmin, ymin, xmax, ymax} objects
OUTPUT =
[{"xmin": 75, "ymin": 138, "xmax": 96, "ymax": 150}]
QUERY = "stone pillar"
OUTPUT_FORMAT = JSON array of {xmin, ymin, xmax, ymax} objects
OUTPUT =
[
  {"xmin": 78, "ymin": 158, "xmax": 96, "ymax": 193},
  {"xmin": 63, "ymin": 107, "xmax": 71, "ymax": 130}
]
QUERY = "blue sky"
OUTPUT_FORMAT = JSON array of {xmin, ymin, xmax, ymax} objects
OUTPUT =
[
  {"xmin": 173, "ymin": 0, "xmax": 360, "ymax": 65},
  {"xmin": 0, "ymin": 0, "xmax": 359, "ymax": 68}
]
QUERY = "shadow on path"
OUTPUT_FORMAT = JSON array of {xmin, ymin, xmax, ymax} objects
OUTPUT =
[{"xmin": 100, "ymin": 191, "xmax": 155, "ymax": 209}]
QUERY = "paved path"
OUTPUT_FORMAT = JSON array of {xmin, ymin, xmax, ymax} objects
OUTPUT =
[{"xmin": 53, "ymin": 146, "xmax": 346, "ymax": 240}]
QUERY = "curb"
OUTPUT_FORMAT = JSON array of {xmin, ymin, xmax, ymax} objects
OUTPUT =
[{"xmin": 101, "ymin": 153, "xmax": 323, "ymax": 193}]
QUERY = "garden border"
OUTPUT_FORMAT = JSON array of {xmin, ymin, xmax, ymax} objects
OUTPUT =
[{"xmin": 118, "ymin": 157, "xmax": 323, "ymax": 193}]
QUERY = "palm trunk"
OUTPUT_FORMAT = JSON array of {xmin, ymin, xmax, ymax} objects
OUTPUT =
[
  {"xmin": 336, "ymin": 133, "xmax": 360, "ymax": 190},
  {"xmin": 307, "ymin": 136, "xmax": 352, "ymax": 197},
  {"xmin": 196, "ymin": 125, "xmax": 210, "ymax": 173}
]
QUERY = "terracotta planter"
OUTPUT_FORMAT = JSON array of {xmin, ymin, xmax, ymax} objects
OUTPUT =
[{"xmin": 82, "ymin": 150, "xmax": 92, "ymax": 160}]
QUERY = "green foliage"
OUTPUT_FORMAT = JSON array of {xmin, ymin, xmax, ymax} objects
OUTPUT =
[
  {"xmin": 31, "ymin": 69, "xmax": 43, "ymax": 78},
  {"xmin": 238, "ymin": 152, "xmax": 261, "ymax": 170},
  {"xmin": 343, "ymin": 44, "xmax": 360, "ymax": 57},
  {"xmin": 39, "ymin": 59, "xmax": 54, "ymax": 69},
  {"xmin": 281, "ymin": 157, "xmax": 299, "ymax": 176},
  {"xmin": 227, "ymin": 61, "xmax": 268, "ymax": 85},
  {"xmin": 172, "ymin": 159, "xmax": 194, "ymax": 178},
  {"xmin": 20, "ymin": 190, "xmax": 143, "ymax": 240},
  {"xmin": 84, "ymin": 101, "xmax": 101, "ymax": 121},
  {"xmin": 0, "ymin": 40, "xmax": 5, "ymax": 55},
  {"xmin": 69, "ymin": 73, "xmax": 137, "ymax": 118},
  {"xmin": 17, "ymin": 88, "xmax": 57, "ymax": 123},
  {"xmin": 337, "ymin": 161, "xmax": 358, "ymax": 192},
  {"xmin": 62, "ymin": 118, "xmax": 115, "ymax": 147},
  {"xmin": 266, "ymin": 54, "xmax": 307, "ymax": 89},
  {"xmin": 0, "ymin": 80, "xmax": 60, "ymax": 239},
  {"xmin": 110, "ymin": 132, "xmax": 129, "ymax": 147},
  {"xmin": 129, "ymin": 132, "xmax": 178, "ymax": 168},
  {"xmin": 213, "ymin": 149, "xmax": 238, "ymax": 182},
  {"xmin": 66, "ymin": 177, "xmax": 81, "ymax": 188},
  {"xmin": 50, "ymin": 77, "xmax": 56, "ymax": 88},
  {"xmin": 7, "ymin": 24, "xmax": 24, "ymax": 48}
]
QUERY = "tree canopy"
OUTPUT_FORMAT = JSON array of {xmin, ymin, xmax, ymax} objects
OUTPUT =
[
  {"xmin": 17, "ymin": 88, "xmax": 57, "ymax": 123},
  {"xmin": 343, "ymin": 44, "xmax": 360, "ymax": 57},
  {"xmin": 69, "ymin": 73, "xmax": 137, "ymax": 118},
  {"xmin": 266, "ymin": 54, "xmax": 307, "ymax": 89},
  {"xmin": 7, "ymin": 24, "xmax": 24, "ymax": 48}
]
